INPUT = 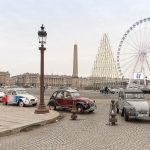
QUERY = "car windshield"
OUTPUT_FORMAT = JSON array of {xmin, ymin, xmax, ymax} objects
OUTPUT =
[
  {"xmin": 16, "ymin": 90, "xmax": 28, "ymax": 94},
  {"xmin": 70, "ymin": 92, "xmax": 80, "ymax": 97},
  {"xmin": 125, "ymin": 93, "xmax": 144, "ymax": 100}
]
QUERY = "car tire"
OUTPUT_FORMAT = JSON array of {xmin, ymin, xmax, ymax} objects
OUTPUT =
[
  {"xmin": 32, "ymin": 103, "xmax": 37, "ymax": 106},
  {"xmin": 49, "ymin": 102, "xmax": 56, "ymax": 110},
  {"xmin": 4, "ymin": 102, "xmax": 8, "ymax": 105},
  {"xmin": 124, "ymin": 109, "xmax": 129, "ymax": 121},
  {"xmin": 121, "ymin": 109, "xmax": 124, "ymax": 116},
  {"xmin": 76, "ymin": 104, "xmax": 84, "ymax": 113},
  {"xmin": 19, "ymin": 100, "xmax": 24, "ymax": 107},
  {"xmin": 89, "ymin": 110, "xmax": 94, "ymax": 113},
  {"xmin": 116, "ymin": 108, "xmax": 119, "ymax": 114}
]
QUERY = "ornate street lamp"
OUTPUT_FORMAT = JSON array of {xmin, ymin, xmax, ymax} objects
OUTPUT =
[{"xmin": 35, "ymin": 24, "xmax": 49, "ymax": 114}]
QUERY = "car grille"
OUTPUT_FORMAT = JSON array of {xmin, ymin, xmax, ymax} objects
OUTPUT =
[
  {"xmin": 138, "ymin": 111, "xmax": 147, "ymax": 114},
  {"xmin": 30, "ymin": 99, "xmax": 35, "ymax": 102},
  {"xmin": 91, "ymin": 103, "xmax": 94, "ymax": 107}
]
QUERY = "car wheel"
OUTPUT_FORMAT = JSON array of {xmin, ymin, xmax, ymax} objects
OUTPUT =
[
  {"xmin": 89, "ymin": 110, "xmax": 94, "ymax": 113},
  {"xmin": 124, "ymin": 109, "xmax": 129, "ymax": 121},
  {"xmin": 76, "ymin": 104, "xmax": 84, "ymax": 113},
  {"xmin": 19, "ymin": 101, "xmax": 24, "ymax": 107},
  {"xmin": 116, "ymin": 108, "xmax": 119, "ymax": 114},
  {"xmin": 32, "ymin": 103, "xmax": 37, "ymax": 106},
  {"xmin": 49, "ymin": 102, "xmax": 56, "ymax": 110},
  {"xmin": 4, "ymin": 102, "xmax": 8, "ymax": 105},
  {"xmin": 121, "ymin": 109, "xmax": 124, "ymax": 116}
]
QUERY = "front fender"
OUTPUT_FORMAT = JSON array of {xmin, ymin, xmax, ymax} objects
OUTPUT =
[
  {"xmin": 16, "ymin": 96, "xmax": 25, "ymax": 103},
  {"xmin": 76, "ymin": 102, "xmax": 88, "ymax": 108},
  {"xmin": 47, "ymin": 99, "xmax": 55, "ymax": 105}
]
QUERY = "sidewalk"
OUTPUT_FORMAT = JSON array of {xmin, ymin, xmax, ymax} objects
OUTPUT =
[{"xmin": 0, "ymin": 104, "xmax": 60, "ymax": 137}]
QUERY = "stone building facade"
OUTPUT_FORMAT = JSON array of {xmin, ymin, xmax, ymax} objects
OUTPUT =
[
  {"xmin": 0, "ymin": 71, "xmax": 10, "ymax": 86},
  {"xmin": 11, "ymin": 73, "xmax": 73, "ymax": 88},
  {"xmin": 10, "ymin": 73, "xmax": 40, "ymax": 87},
  {"xmin": 10, "ymin": 73, "xmax": 89, "ymax": 89}
]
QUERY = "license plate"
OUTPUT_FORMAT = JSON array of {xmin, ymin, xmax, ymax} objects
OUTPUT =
[{"xmin": 138, "ymin": 114, "xmax": 148, "ymax": 117}]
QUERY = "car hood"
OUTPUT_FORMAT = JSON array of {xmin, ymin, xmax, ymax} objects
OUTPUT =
[
  {"xmin": 18, "ymin": 94, "xmax": 36, "ymax": 100},
  {"xmin": 76, "ymin": 97, "xmax": 95, "ymax": 104},
  {"xmin": 127, "ymin": 100, "xmax": 149, "ymax": 111}
]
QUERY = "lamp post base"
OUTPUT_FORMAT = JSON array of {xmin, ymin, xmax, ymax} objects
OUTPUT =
[{"xmin": 35, "ymin": 104, "xmax": 49, "ymax": 114}]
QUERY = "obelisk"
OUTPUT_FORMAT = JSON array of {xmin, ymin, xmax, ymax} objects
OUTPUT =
[{"xmin": 72, "ymin": 44, "xmax": 79, "ymax": 88}]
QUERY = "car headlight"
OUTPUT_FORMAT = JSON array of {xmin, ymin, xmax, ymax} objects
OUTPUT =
[
  {"xmin": 129, "ymin": 107, "xmax": 135, "ymax": 112},
  {"xmin": 26, "ymin": 97, "xmax": 29, "ymax": 100},
  {"xmin": 35, "ymin": 97, "xmax": 38, "ymax": 101}
]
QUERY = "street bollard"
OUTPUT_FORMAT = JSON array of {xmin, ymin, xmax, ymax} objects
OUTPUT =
[
  {"xmin": 71, "ymin": 97, "xmax": 77, "ymax": 120},
  {"xmin": 109, "ymin": 100, "xmax": 117, "ymax": 125}
]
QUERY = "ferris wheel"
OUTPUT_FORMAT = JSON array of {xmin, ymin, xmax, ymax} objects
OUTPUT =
[{"xmin": 117, "ymin": 17, "xmax": 150, "ymax": 80}]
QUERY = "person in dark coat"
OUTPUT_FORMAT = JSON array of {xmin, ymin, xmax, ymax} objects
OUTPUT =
[{"xmin": 104, "ymin": 86, "xmax": 108, "ymax": 94}]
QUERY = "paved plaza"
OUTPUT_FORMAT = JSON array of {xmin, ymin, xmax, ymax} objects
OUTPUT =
[
  {"xmin": 0, "ymin": 104, "xmax": 60, "ymax": 137},
  {"xmin": 0, "ymin": 90, "xmax": 150, "ymax": 150}
]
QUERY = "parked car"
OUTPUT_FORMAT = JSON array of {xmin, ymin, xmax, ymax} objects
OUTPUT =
[
  {"xmin": 100, "ymin": 87, "xmax": 109, "ymax": 94},
  {"xmin": 47, "ymin": 89, "xmax": 96, "ymax": 113},
  {"xmin": 116, "ymin": 88, "xmax": 150, "ymax": 121},
  {"xmin": 140, "ymin": 87, "xmax": 150, "ymax": 94},
  {"xmin": 100, "ymin": 87, "xmax": 117, "ymax": 94},
  {"xmin": 0, "ymin": 89, "xmax": 5, "ymax": 102},
  {"xmin": 3, "ymin": 88, "xmax": 38, "ymax": 107},
  {"xmin": 108, "ymin": 88, "xmax": 119, "ymax": 94},
  {"xmin": 99, "ymin": 87, "xmax": 105, "ymax": 94}
]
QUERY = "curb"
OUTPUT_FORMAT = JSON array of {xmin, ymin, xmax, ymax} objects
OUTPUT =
[{"xmin": 0, "ymin": 112, "xmax": 64, "ymax": 137}]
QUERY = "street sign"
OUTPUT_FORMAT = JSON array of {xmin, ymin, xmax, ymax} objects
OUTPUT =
[{"xmin": 134, "ymin": 73, "xmax": 144, "ymax": 79}]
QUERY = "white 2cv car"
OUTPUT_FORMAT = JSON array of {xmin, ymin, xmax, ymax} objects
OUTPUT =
[
  {"xmin": 4, "ymin": 88, "xmax": 38, "ymax": 107},
  {"xmin": 116, "ymin": 88, "xmax": 150, "ymax": 121}
]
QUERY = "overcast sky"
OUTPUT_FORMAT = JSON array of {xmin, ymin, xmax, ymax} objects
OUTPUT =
[{"xmin": 0, "ymin": 0, "xmax": 150, "ymax": 77}]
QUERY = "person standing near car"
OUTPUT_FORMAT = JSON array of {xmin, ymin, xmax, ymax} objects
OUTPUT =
[
  {"xmin": 2, "ymin": 94, "xmax": 8, "ymax": 105},
  {"xmin": 104, "ymin": 86, "xmax": 108, "ymax": 94}
]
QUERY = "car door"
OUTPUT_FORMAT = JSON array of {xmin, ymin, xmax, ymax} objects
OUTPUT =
[
  {"xmin": 118, "ymin": 91, "xmax": 124, "ymax": 110},
  {"xmin": 7, "ymin": 90, "xmax": 16, "ymax": 104},
  {"xmin": 12, "ymin": 90, "xmax": 19, "ymax": 104},
  {"xmin": 64, "ymin": 92, "xmax": 73, "ymax": 107},
  {"xmin": 55, "ymin": 91, "xmax": 65, "ymax": 106}
]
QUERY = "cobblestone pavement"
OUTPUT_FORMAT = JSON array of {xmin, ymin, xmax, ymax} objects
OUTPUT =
[{"xmin": 0, "ymin": 96, "xmax": 150, "ymax": 150}]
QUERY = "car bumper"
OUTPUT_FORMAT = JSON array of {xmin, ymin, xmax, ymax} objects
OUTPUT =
[
  {"xmin": 24, "ymin": 101, "xmax": 38, "ymax": 106},
  {"xmin": 128, "ymin": 112, "xmax": 149, "ymax": 119}
]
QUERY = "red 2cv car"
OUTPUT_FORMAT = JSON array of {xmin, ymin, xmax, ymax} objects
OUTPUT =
[{"xmin": 47, "ymin": 88, "xmax": 96, "ymax": 113}]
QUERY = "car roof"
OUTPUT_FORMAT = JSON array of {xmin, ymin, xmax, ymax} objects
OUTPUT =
[
  {"xmin": 119, "ymin": 88, "xmax": 143, "ymax": 93},
  {"xmin": 57, "ymin": 89, "xmax": 78, "ymax": 93}
]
